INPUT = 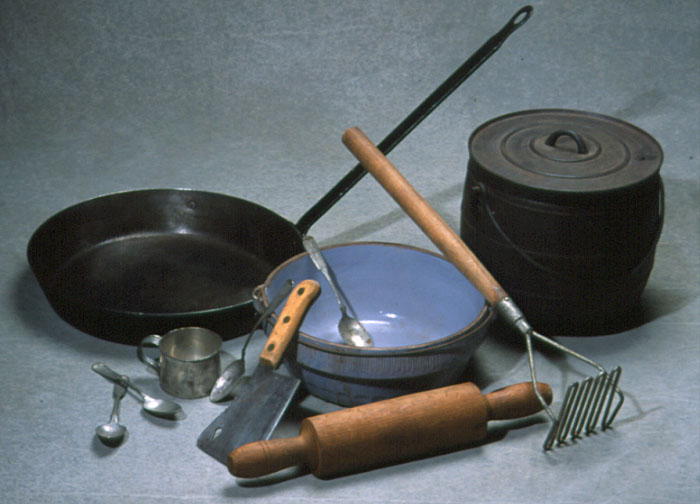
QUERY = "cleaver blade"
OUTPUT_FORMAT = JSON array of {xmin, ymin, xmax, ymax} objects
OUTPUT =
[{"xmin": 197, "ymin": 279, "xmax": 320, "ymax": 465}]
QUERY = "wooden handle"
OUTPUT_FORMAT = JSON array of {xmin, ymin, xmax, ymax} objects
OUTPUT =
[
  {"xmin": 342, "ymin": 126, "xmax": 507, "ymax": 306},
  {"xmin": 258, "ymin": 279, "xmax": 320, "ymax": 368},
  {"xmin": 228, "ymin": 381, "xmax": 551, "ymax": 479},
  {"xmin": 485, "ymin": 381, "xmax": 553, "ymax": 420},
  {"xmin": 228, "ymin": 432, "xmax": 312, "ymax": 478}
]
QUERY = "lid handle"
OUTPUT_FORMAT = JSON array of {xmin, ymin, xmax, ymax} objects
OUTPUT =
[{"xmin": 544, "ymin": 129, "xmax": 588, "ymax": 154}]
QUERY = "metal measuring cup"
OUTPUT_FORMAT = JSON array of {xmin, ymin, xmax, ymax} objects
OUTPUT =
[{"xmin": 137, "ymin": 327, "xmax": 222, "ymax": 399}]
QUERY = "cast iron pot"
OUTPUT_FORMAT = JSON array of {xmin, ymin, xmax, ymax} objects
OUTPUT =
[
  {"xmin": 460, "ymin": 109, "xmax": 664, "ymax": 335},
  {"xmin": 258, "ymin": 242, "xmax": 494, "ymax": 407}
]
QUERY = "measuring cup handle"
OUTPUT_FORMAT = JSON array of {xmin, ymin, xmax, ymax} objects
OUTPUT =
[{"xmin": 137, "ymin": 334, "xmax": 162, "ymax": 373}]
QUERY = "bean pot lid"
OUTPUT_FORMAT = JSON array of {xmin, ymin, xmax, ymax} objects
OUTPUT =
[{"xmin": 468, "ymin": 109, "xmax": 663, "ymax": 195}]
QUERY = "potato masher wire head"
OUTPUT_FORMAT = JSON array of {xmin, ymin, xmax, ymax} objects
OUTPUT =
[{"xmin": 497, "ymin": 298, "xmax": 624, "ymax": 450}]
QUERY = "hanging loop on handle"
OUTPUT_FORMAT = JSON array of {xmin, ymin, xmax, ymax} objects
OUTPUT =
[{"xmin": 508, "ymin": 5, "xmax": 534, "ymax": 28}]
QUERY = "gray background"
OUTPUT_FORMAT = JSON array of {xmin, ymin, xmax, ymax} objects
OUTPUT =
[{"xmin": 2, "ymin": 1, "xmax": 698, "ymax": 503}]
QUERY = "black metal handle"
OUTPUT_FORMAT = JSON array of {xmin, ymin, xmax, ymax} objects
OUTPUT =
[
  {"xmin": 545, "ymin": 129, "xmax": 588, "ymax": 154},
  {"xmin": 295, "ymin": 6, "xmax": 534, "ymax": 235}
]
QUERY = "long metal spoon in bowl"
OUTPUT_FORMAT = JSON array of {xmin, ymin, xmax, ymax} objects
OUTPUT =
[
  {"xmin": 91, "ymin": 362, "xmax": 184, "ymax": 420},
  {"xmin": 95, "ymin": 381, "xmax": 128, "ymax": 446},
  {"xmin": 303, "ymin": 235, "xmax": 373, "ymax": 347}
]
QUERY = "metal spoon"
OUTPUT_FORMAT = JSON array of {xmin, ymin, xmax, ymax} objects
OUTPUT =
[
  {"xmin": 91, "ymin": 362, "xmax": 184, "ymax": 420},
  {"xmin": 95, "ymin": 381, "xmax": 127, "ymax": 446},
  {"xmin": 302, "ymin": 235, "xmax": 373, "ymax": 347},
  {"xmin": 209, "ymin": 279, "xmax": 295, "ymax": 402}
]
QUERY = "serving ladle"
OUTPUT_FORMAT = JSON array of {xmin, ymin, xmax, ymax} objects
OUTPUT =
[
  {"xmin": 95, "ymin": 381, "xmax": 128, "ymax": 446},
  {"xmin": 91, "ymin": 362, "xmax": 184, "ymax": 420},
  {"xmin": 303, "ymin": 235, "xmax": 373, "ymax": 347}
]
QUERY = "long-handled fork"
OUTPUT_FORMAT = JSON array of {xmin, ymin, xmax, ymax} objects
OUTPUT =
[{"xmin": 342, "ymin": 126, "xmax": 624, "ymax": 450}]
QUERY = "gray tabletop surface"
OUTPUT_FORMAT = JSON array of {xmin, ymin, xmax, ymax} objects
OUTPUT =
[{"xmin": 2, "ymin": 1, "xmax": 698, "ymax": 503}]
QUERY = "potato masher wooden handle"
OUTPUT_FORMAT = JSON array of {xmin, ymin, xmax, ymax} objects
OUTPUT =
[{"xmin": 342, "ymin": 126, "xmax": 507, "ymax": 306}]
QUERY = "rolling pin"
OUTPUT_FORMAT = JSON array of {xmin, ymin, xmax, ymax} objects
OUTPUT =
[{"xmin": 228, "ymin": 381, "xmax": 552, "ymax": 479}]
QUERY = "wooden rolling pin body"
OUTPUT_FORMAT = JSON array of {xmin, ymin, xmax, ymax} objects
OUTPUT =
[{"xmin": 228, "ymin": 381, "xmax": 552, "ymax": 479}]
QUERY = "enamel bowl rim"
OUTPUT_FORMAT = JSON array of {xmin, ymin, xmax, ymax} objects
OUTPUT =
[{"xmin": 259, "ymin": 241, "xmax": 493, "ymax": 356}]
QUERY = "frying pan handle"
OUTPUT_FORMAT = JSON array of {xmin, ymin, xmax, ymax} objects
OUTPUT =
[
  {"xmin": 341, "ymin": 127, "xmax": 508, "ymax": 307},
  {"xmin": 294, "ymin": 6, "xmax": 534, "ymax": 235},
  {"xmin": 137, "ymin": 334, "xmax": 162, "ymax": 373}
]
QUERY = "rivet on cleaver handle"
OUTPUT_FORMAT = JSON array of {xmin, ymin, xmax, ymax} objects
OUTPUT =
[{"xmin": 197, "ymin": 279, "xmax": 321, "ymax": 465}]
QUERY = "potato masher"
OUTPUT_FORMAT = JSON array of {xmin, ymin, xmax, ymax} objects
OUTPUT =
[{"xmin": 342, "ymin": 126, "xmax": 624, "ymax": 450}]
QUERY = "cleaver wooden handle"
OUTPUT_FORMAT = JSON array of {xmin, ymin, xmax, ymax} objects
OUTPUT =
[
  {"xmin": 228, "ymin": 381, "xmax": 552, "ymax": 479},
  {"xmin": 342, "ymin": 126, "xmax": 508, "ymax": 306},
  {"xmin": 258, "ymin": 279, "xmax": 320, "ymax": 368}
]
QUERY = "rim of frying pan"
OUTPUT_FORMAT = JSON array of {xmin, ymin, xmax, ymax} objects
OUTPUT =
[
  {"xmin": 260, "ymin": 241, "xmax": 494, "ymax": 357},
  {"xmin": 27, "ymin": 187, "xmax": 303, "ymax": 317}
]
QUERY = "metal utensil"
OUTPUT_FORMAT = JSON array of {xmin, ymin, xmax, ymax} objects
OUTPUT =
[
  {"xmin": 137, "ymin": 326, "xmax": 223, "ymax": 399},
  {"xmin": 209, "ymin": 359, "xmax": 246, "ymax": 404},
  {"xmin": 303, "ymin": 236, "xmax": 373, "ymax": 347},
  {"xmin": 342, "ymin": 126, "xmax": 624, "ymax": 451},
  {"xmin": 197, "ymin": 279, "xmax": 320, "ymax": 465},
  {"xmin": 95, "ymin": 381, "xmax": 127, "ymax": 446},
  {"xmin": 209, "ymin": 279, "xmax": 295, "ymax": 402},
  {"xmin": 91, "ymin": 362, "xmax": 184, "ymax": 420}
]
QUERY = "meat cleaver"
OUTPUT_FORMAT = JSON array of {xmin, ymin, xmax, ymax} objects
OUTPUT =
[{"xmin": 197, "ymin": 279, "xmax": 320, "ymax": 464}]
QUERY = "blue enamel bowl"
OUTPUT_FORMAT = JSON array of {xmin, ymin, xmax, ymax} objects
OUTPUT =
[{"xmin": 258, "ymin": 242, "xmax": 494, "ymax": 406}]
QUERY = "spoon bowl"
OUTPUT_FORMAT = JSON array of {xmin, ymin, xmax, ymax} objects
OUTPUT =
[
  {"xmin": 95, "ymin": 382, "xmax": 127, "ymax": 446},
  {"xmin": 95, "ymin": 421, "xmax": 127, "ymax": 446},
  {"xmin": 209, "ymin": 359, "xmax": 246, "ymax": 403},
  {"xmin": 140, "ymin": 395, "xmax": 184, "ymax": 419},
  {"xmin": 91, "ymin": 362, "xmax": 184, "ymax": 420},
  {"xmin": 302, "ymin": 236, "xmax": 373, "ymax": 347}
]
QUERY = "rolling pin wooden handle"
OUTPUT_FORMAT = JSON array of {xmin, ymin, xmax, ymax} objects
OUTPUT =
[
  {"xmin": 228, "ymin": 433, "xmax": 311, "ymax": 479},
  {"xmin": 342, "ymin": 126, "xmax": 507, "ymax": 307},
  {"xmin": 258, "ymin": 279, "xmax": 320, "ymax": 368},
  {"xmin": 228, "ymin": 381, "xmax": 552, "ymax": 479},
  {"xmin": 486, "ymin": 382, "xmax": 553, "ymax": 420}
]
